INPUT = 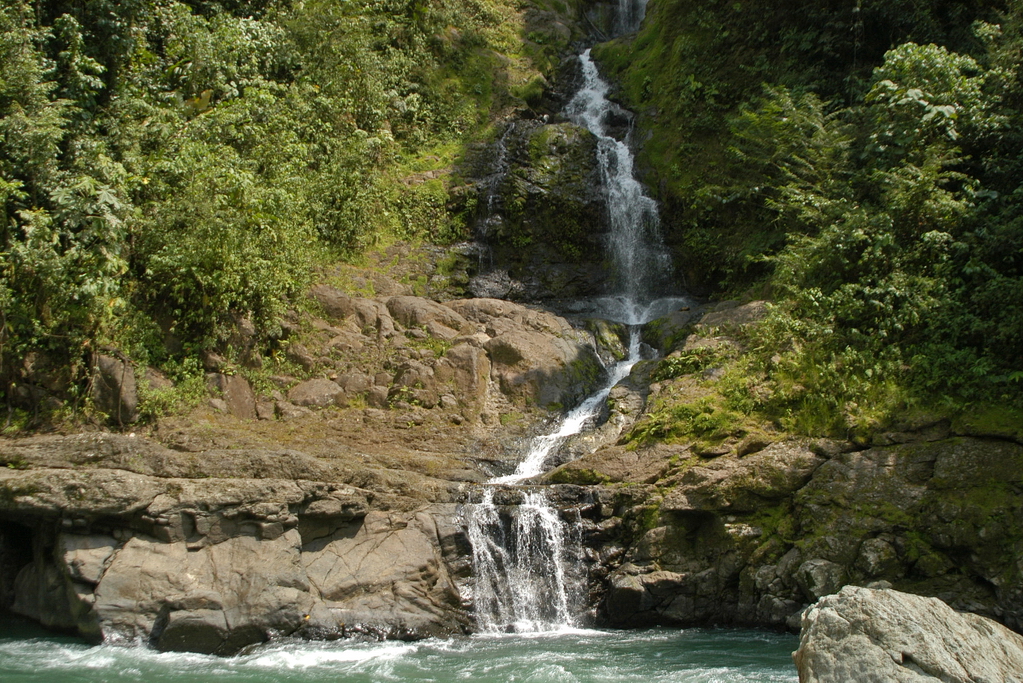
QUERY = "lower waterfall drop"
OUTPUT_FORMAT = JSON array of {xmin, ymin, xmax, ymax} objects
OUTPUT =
[
  {"xmin": 465, "ymin": 328, "xmax": 648, "ymax": 633},
  {"xmin": 466, "ymin": 488, "xmax": 576, "ymax": 633}
]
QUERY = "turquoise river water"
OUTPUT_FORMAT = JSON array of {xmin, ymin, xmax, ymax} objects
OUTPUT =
[{"xmin": 1, "ymin": 614, "xmax": 797, "ymax": 683}]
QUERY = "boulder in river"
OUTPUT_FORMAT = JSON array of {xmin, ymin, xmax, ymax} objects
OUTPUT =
[{"xmin": 794, "ymin": 586, "xmax": 1023, "ymax": 682}]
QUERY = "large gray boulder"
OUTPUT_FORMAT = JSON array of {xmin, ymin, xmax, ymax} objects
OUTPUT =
[
  {"xmin": 287, "ymin": 378, "xmax": 345, "ymax": 408},
  {"xmin": 386, "ymin": 295, "xmax": 468, "ymax": 332},
  {"xmin": 794, "ymin": 586, "xmax": 1023, "ymax": 682}
]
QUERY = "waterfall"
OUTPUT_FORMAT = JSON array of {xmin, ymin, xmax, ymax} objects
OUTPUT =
[
  {"xmin": 474, "ymin": 123, "xmax": 514, "ymax": 272},
  {"xmin": 464, "ymin": 329, "xmax": 647, "ymax": 633},
  {"xmin": 465, "ymin": 5, "xmax": 686, "ymax": 634},
  {"xmin": 463, "ymin": 331, "xmax": 644, "ymax": 634},
  {"xmin": 614, "ymin": 0, "xmax": 650, "ymax": 41},
  {"xmin": 465, "ymin": 488, "xmax": 576, "ymax": 633},
  {"xmin": 566, "ymin": 49, "xmax": 673, "ymax": 309},
  {"xmin": 495, "ymin": 327, "xmax": 643, "ymax": 485}
]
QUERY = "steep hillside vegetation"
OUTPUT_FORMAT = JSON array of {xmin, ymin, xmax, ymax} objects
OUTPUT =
[
  {"xmin": 596, "ymin": 0, "xmax": 1023, "ymax": 437},
  {"xmin": 0, "ymin": 0, "xmax": 589, "ymax": 427},
  {"xmin": 3, "ymin": 0, "xmax": 1021, "ymax": 442}
]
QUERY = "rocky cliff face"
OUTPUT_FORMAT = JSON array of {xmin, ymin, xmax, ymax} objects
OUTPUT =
[
  {"xmin": 2, "ymin": 293, "xmax": 1021, "ymax": 656},
  {"xmin": 465, "ymin": 115, "xmax": 611, "ymax": 302},
  {"xmin": 564, "ymin": 433, "xmax": 1023, "ymax": 634},
  {"xmin": 0, "ymin": 435, "xmax": 472, "ymax": 654},
  {"xmin": 534, "ymin": 302, "xmax": 1023, "ymax": 635},
  {"xmin": 0, "ymin": 291, "xmax": 624, "ymax": 652}
]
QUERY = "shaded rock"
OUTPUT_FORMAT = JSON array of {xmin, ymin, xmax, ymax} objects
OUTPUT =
[
  {"xmin": 587, "ymin": 436, "xmax": 1023, "ymax": 635},
  {"xmin": 206, "ymin": 373, "xmax": 256, "ymax": 419},
  {"xmin": 21, "ymin": 351, "xmax": 70, "ymax": 394},
  {"xmin": 855, "ymin": 537, "xmax": 901, "ymax": 579},
  {"xmin": 309, "ymin": 285, "xmax": 357, "ymax": 321},
  {"xmin": 366, "ymin": 386, "xmax": 390, "ymax": 409},
  {"xmin": 275, "ymin": 401, "xmax": 312, "ymax": 420},
  {"xmin": 156, "ymin": 608, "xmax": 262, "ymax": 655},
  {"xmin": 201, "ymin": 351, "xmax": 228, "ymax": 372},
  {"xmin": 336, "ymin": 372, "xmax": 373, "ymax": 394},
  {"xmin": 795, "ymin": 559, "xmax": 848, "ymax": 602},
  {"xmin": 226, "ymin": 315, "xmax": 261, "ymax": 368},
  {"xmin": 464, "ymin": 119, "xmax": 607, "ymax": 301},
  {"xmin": 642, "ymin": 307, "xmax": 700, "ymax": 353},
  {"xmin": 484, "ymin": 328, "xmax": 602, "ymax": 408},
  {"xmin": 286, "ymin": 344, "xmax": 317, "ymax": 371},
  {"xmin": 91, "ymin": 355, "xmax": 138, "ymax": 425},
  {"xmin": 794, "ymin": 586, "xmax": 1023, "ymax": 682},
  {"xmin": 661, "ymin": 442, "xmax": 824, "ymax": 513},
  {"xmin": 143, "ymin": 367, "xmax": 174, "ymax": 391}
]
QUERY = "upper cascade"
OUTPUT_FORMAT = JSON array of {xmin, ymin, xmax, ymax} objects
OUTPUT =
[
  {"xmin": 614, "ymin": 0, "xmax": 650, "ymax": 35},
  {"xmin": 566, "ymin": 50, "xmax": 675, "ymax": 321}
]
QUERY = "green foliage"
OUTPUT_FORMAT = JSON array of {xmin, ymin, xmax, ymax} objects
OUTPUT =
[
  {"xmin": 627, "ymin": 395, "xmax": 743, "ymax": 446},
  {"xmin": 595, "ymin": 0, "xmax": 1004, "ymax": 289},
  {"xmin": 136, "ymin": 356, "xmax": 207, "ymax": 420},
  {"xmin": 652, "ymin": 347, "xmax": 724, "ymax": 381},
  {"xmin": 0, "ymin": 0, "xmax": 566, "ymax": 420},
  {"xmin": 599, "ymin": 2, "xmax": 1023, "ymax": 436}
]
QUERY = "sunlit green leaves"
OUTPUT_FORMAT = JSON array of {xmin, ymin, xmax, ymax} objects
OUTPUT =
[{"xmin": 865, "ymin": 42, "xmax": 995, "ymax": 163}]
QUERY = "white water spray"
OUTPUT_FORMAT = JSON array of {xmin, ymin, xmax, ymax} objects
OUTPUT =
[
  {"xmin": 466, "ymin": 488, "xmax": 576, "ymax": 633},
  {"xmin": 495, "ymin": 327, "xmax": 643, "ymax": 484},
  {"xmin": 566, "ymin": 49, "xmax": 673, "ymax": 303}
]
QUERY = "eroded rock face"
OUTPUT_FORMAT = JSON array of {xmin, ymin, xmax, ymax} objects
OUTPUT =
[
  {"xmin": 281, "ymin": 293, "xmax": 604, "ymax": 419},
  {"xmin": 660, "ymin": 441, "xmax": 825, "ymax": 514},
  {"xmin": 580, "ymin": 436, "xmax": 1023, "ymax": 634},
  {"xmin": 0, "ymin": 466, "xmax": 469, "ymax": 654},
  {"xmin": 467, "ymin": 119, "xmax": 609, "ymax": 301},
  {"xmin": 446, "ymin": 297, "xmax": 604, "ymax": 409},
  {"xmin": 794, "ymin": 586, "xmax": 1023, "ymax": 682}
]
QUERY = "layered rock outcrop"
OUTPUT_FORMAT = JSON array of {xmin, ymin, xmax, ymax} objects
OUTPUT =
[
  {"xmin": 3, "ymin": 296, "xmax": 1022, "ymax": 661},
  {"xmin": 567, "ymin": 433, "xmax": 1023, "ymax": 633},
  {"xmin": 0, "ymin": 445, "xmax": 470, "ymax": 654}
]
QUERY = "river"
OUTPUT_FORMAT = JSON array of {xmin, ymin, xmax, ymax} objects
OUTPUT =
[{"xmin": 0, "ymin": 613, "xmax": 796, "ymax": 682}]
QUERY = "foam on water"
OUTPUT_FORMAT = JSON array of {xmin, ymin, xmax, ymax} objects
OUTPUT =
[
  {"xmin": 241, "ymin": 640, "xmax": 417, "ymax": 669},
  {"xmin": 0, "ymin": 616, "xmax": 798, "ymax": 683}
]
